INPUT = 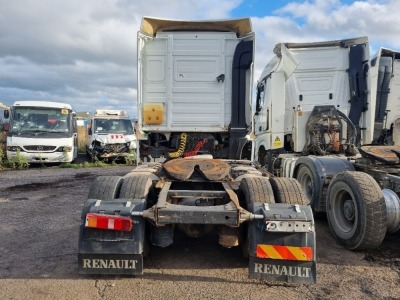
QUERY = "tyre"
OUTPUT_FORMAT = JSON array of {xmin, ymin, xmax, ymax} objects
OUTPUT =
[
  {"xmin": 239, "ymin": 176, "xmax": 275, "ymax": 210},
  {"xmin": 87, "ymin": 176, "xmax": 123, "ymax": 199},
  {"xmin": 269, "ymin": 177, "xmax": 308, "ymax": 205},
  {"xmin": 296, "ymin": 164, "xmax": 319, "ymax": 207},
  {"xmin": 239, "ymin": 177, "xmax": 275, "ymax": 258},
  {"xmin": 119, "ymin": 175, "xmax": 154, "ymax": 257},
  {"xmin": 80, "ymin": 176, "xmax": 123, "ymax": 230},
  {"xmin": 326, "ymin": 171, "xmax": 387, "ymax": 250},
  {"xmin": 120, "ymin": 175, "xmax": 153, "ymax": 200}
]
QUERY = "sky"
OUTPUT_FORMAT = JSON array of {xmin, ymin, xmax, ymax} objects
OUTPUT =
[{"xmin": 0, "ymin": 0, "xmax": 399, "ymax": 119}]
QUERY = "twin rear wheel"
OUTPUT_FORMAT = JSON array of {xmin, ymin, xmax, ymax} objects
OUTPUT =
[
  {"xmin": 86, "ymin": 175, "xmax": 153, "ymax": 256},
  {"xmin": 238, "ymin": 176, "xmax": 308, "ymax": 257},
  {"xmin": 87, "ymin": 175, "xmax": 152, "ymax": 200},
  {"xmin": 239, "ymin": 176, "xmax": 308, "ymax": 208}
]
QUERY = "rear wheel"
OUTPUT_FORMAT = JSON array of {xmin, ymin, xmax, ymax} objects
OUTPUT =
[
  {"xmin": 326, "ymin": 171, "xmax": 387, "ymax": 250},
  {"xmin": 80, "ymin": 176, "xmax": 124, "ymax": 242},
  {"xmin": 296, "ymin": 164, "xmax": 319, "ymax": 207},
  {"xmin": 270, "ymin": 177, "xmax": 308, "ymax": 205},
  {"xmin": 239, "ymin": 176, "xmax": 275, "ymax": 210},
  {"xmin": 87, "ymin": 176, "xmax": 123, "ymax": 199},
  {"xmin": 82, "ymin": 176, "xmax": 123, "ymax": 219},
  {"xmin": 239, "ymin": 177, "xmax": 275, "ymax": 257},
  {"xmin": 120, "ymin": 175, "xmax": 154, "ymax": 257},
  {"xmin": 119, "ymin": 175, "xmax": 153, "ymax": 200}
]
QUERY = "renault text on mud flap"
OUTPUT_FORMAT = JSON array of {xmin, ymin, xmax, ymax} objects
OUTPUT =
[
  {"xmin": 249, "ymin": 257, "xmax": 316, "ymax": 283},
  {"xmin": 78, "ymin": 254, "xmax": 144, "ymax": 275},
  {"xmin": 253, "ymin": 262, "xmax": 312, "ymax": 278},
  {"xmin": 82, "ymin": 258, "xmax": 138, "ymax": 269}
]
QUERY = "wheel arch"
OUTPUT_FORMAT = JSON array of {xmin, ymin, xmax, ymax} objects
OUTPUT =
[{"xmin": 294, "ymin": 156, "xmax": 355, "ymax": 212}]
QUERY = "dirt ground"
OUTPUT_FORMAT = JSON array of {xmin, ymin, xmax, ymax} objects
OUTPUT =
[{"xmin": 0, "ymin": 163, "xmax": 400, "ymax": 300}]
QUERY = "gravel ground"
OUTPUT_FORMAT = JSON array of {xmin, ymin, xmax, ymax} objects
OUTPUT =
[{"xmin": 0, "ymin": 164, "xmax": 400, "ymax": 299}]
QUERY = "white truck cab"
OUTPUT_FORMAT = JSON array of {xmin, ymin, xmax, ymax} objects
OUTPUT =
[{"xmin": 86, "ymin": 109, "xmax": 137, "ymax": 161}]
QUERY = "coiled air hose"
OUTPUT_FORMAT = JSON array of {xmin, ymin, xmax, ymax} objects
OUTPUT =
[{"xmin": 168, "ymin": 133, "xmax": 187, "ymax": 158}]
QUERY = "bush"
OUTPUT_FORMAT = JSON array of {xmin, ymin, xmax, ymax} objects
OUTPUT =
[{"xmin": 6, "ymin": 149, "xmax": 29, "ymax": 169}]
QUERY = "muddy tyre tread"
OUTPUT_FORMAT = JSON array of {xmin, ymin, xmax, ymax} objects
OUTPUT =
[
  {"xmin": 239, "ymin": 177, "xmax": 275, "ymax": 210},
  {"xmin": 119, "ymin": 175, "xmax": 153, "ymax": 257},
  {"xmin": 270, "ymin": 177, "xmax": 308, "ymax": 205},
  {"xmin": 119, "ymin": 175, "xmax": 153, "ymax": 199},
  {"xmin": 87, "ymin": 176, "xmax": 123, "ymax": 199},
  {"xmin": 239, "ymin": 177, "xmax": 274, "ymax": 258}
]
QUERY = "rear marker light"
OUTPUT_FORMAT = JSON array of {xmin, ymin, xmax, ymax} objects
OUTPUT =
[{"xmin": 85, "ymin": 213, "xmax": 132, "ymax": 232}]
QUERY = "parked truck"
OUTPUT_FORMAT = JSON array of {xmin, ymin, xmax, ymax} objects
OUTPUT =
[
  {"xmin": 254, "ymin": 37, "xmax": 400, "ymax": 250},
  {"xmin": 78, "ymin": 17, "xmax": 316, "ymax": 284},
  {"xmin": 86, "ymin": 109, "xmax": 137, "ymax": 162},
  {"xmin": 4, "ymin": 101, "xmax": 77, "ymax": 163}
]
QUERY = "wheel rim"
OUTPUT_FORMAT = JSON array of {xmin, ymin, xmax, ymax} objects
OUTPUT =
[
  {"xmin": 332, "ymin": 189, "xmax": 357, "ymax": 233},
  {"xmin": 343, "ymin": 199, "xmax": 355, "ymax": 221},
  {"xmin": 298, "ymin": 169, "xmax": 313, "ymax": 205}
]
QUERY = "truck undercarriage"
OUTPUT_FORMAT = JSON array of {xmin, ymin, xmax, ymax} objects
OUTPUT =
[{"xmin": 79, "ymin": 158, "xmax": 316, "ymax": 283}]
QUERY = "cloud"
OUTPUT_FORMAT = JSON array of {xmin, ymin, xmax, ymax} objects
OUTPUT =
[
  {"xmin": 252, "ymin": 0, "xmax": 400, "ymax": 81},
  {"xmin": 0, "ymin": 0, "xmax": 241, "ymax": 117},
  {"xmin": 275, "ymin": 0, "xmax": 400, "ymax": 47},
  {"xmin": 1, "ymin": 0, "xmax": 400, "ymax": 120}
]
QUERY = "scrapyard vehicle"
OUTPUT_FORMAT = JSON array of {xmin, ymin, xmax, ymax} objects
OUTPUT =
[
  {"xmin": 86, "ymin": 109, "xmax": 137, "ymax": 162},
  {"xmin": 78, "ymin": 17, "xmax": 316, "ymax": 284},
  {"xmin": 4, "ymin": 101, "xmax": 77, "ymax": 163},
  {"xmin": 253, "ymin": 37, "xmax": 400, "ymax": 250}
]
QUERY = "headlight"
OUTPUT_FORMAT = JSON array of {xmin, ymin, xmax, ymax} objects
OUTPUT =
[
  {"xmin": 6, "ymin": 146, "xmax": 24, "ymax": 152},
  {"xmin": 100, "ymin": 143, "xmax": 106, "ymax": 147},
  {"xmin": 127, "ymin": 142, "xmax": 131, "ymax": 147},
  {"xmin": 57, "ymin": 146, "xmax": 73, "ymax": 152}
]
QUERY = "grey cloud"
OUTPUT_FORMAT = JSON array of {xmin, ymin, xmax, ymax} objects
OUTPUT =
[
  {"xmin": 0, "ymin": 0, "xmax": 241, "ymax": 118},
  {"xmin": 2, "ymin": 0, "xmax": 399, "ymax": 121}
]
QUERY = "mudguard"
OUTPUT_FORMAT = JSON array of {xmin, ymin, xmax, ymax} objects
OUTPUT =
[
  {"xmin": 248, "ymin": 203, "xmax": 316, "ymax": 284},
  {"xmin": 78, "ymin": 198, "xmax": 146, "ymax": 275},
  {"xmin": 295, "ymin": 156, "xmax": 355, "ymax": 212}
]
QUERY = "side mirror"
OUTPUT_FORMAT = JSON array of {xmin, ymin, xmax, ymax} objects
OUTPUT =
[
  {"xmin": 88, "ymin": 126, "xmax": 92, "ymax": 135},
  {"xmin": 4, "ymin": 110, "xmax": 9, "ymax": 119}
]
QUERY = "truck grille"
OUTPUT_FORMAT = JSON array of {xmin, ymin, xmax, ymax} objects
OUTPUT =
[
  {"xmin": 24, "ymin": 145, "xmax": 57, "ymax": 152},
  {"xmin": 104, "ymin": 143, "xmax": 127, "ymax": 152}
]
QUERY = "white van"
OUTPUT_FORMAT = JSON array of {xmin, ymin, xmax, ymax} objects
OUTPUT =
[{"xmin": 86, "ymin": 109, "xmax": 137, "ymax": 161}]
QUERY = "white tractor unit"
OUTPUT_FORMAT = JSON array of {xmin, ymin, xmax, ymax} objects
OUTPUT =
[
  {"xmin": 254, "ymin": 37, "xmax": 400, "ymax": 250},
  {"xmin": 78, "ymin": 17, "xmax": 317, "ymax": 284}
]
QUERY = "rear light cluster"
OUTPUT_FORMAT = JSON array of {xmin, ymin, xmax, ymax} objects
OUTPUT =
[{"xmin": 85, "ymin": 213, "xmax": 133, "ymax": 232}]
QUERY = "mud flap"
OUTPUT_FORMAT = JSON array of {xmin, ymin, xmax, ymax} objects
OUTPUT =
[
  {"xmin": 78, "ymin": 198, "xmax": 146, "ymax": 275},
  {"xmin": 249, "ymin": 258, "xmax": 315, "ymax": 284},
  {"xmin": 248, "ymin": 203, "xmax": 316, "ymax": 284}
]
